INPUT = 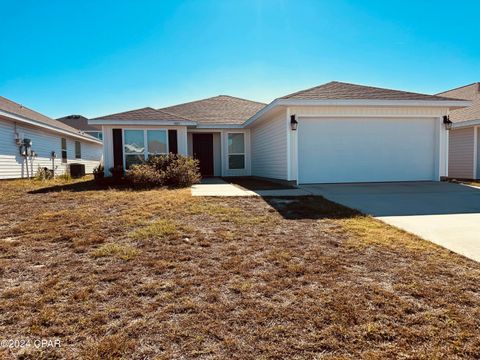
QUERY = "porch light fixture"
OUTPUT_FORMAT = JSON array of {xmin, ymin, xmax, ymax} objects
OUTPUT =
[
  {"xmin": 443, "ymin": 115, "xmax": 453, "ymax": 130},
  {"xmin": 290, "ymin": 115, "xmax": 298, "ymax": 131}
]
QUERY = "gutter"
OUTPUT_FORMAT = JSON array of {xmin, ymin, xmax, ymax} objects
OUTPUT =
[{"xmin": 452, "ymin": 119, "xmax": 480, "ymax": 129}]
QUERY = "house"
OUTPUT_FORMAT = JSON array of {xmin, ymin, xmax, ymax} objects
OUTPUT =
[
  {"xmin": 0, "ymin": 96, "xmax": 103, "ymax": 179},
  {"xmin": 57, "ymin": 114, "xmax": 103, "ymax": 140},
  {"xmin": 89, "ymin": 81, "xmax": 469, "ymax": 184},
  {"xmin": 437, "ymin": 83, "xmax": 480, "ymax": 180}
]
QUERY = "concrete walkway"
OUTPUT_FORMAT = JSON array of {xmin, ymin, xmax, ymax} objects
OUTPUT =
[
  {"xmin": 191, "ymin": 178, "xmax": 310, "ymax": 197},
  {"xmin": 302, "ymin": 182, "xmax": 480, "ymax": 262}
]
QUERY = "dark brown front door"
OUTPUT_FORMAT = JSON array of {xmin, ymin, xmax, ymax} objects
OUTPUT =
[{"xmin": 192, "ymin": 133, "xmax": 214, "ymax": 177}]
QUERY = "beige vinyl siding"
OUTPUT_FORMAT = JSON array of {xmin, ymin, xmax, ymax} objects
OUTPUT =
[
  {"xmin": 448, "ymin": 127, "xmax": 475, "ymax": 179},
  {"xmin": 250, "ymin": 109, "xmax": 288, "ymax": 180},
  {"xmin": 477, "ymin": 127, "xmax": 480, "ymax": 179},
  {"xmin": 0, "ymin": 118, "xmax": 102, "ymax": 179}
]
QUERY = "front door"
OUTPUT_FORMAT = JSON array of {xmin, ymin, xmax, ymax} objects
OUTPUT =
[{"xmin": 192, "ymin": 133, "xmax": 214, "ymax": 177}]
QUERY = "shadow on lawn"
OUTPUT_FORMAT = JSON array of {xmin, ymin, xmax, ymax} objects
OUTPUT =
[
  {"xmin": 264, "ymin": 196, "xmax": 361, "ymax": 220},
  {"xmin": 28, "ymin": 178, "xmax": 138, "ymax": 194}
]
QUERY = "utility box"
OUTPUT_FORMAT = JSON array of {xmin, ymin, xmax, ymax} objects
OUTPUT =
[{"xmin": 69, "ymin": 163, "xmax": 85, "ymax": 178}]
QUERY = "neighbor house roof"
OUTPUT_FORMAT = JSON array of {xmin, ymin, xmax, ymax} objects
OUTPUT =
[
  {"xmin": 160, "ymin": 95, "xmax": 266, "ymax": 125},
  {"xmin": 91, "ymin": 107, "xmax": 196, "ymax": 124},
  {"xmin": 281, "ymin": 81, "xmax": 458, "ymax": 101},
  {"xmin": 57, "ymin": 114, "xmax": 100, "ymax": 131},
  {"xmin": 0, "ymin": 96, "xmax": 101, "ymax": 143},
  {"xmin": 437, "ymin": 83, "xmax": 480, "ymax": 122}
]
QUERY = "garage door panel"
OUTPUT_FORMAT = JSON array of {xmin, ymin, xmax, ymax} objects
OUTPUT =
[{"xmin": 298, "ymin": 117, "xmax": 436, "ymax": 184}]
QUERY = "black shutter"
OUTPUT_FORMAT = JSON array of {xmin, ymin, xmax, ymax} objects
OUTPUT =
[
  {"xmin": 168, "ymin": 130, "xmax": 178, "ymax": 154},
  {"xmin": 112, "ymin": 129, "xmax": 123, "ymax": 168}
]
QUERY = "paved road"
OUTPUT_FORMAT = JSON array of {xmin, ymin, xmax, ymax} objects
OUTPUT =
[{"xmin": 301, "ymin": 182, "xmax": 480, "ymax": 262}]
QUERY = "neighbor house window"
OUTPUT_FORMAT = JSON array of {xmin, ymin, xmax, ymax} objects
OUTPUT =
[
  {"xmin": 123, "ymin": 129, "xmax": 168, "ymax": 169},
  {"xmin": 75, "ymin": 141, "xmax": 81, "ymax": 159},
  {"xmin": 228, "ymin": 133, "xmax": 245, "ymax": 169},
  {"xmin": 61, "ymin": 138, "xmax": 67, "ymax": 163},
  {"xmin": 86, "ymin": 131, "xmax": 103, "ymax": 140}
]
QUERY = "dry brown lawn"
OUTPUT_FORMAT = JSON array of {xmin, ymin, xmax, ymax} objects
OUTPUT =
[{"xmin": 1, "ymin": 177, "xmax": 479, "ymax": 359}]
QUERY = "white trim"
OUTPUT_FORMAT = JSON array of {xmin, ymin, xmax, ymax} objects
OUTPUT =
[
  {"xmin": 276, "ymin": 98, "xmax": 471, "ymax": 108},
  {"xmin": 195, "ymin": 124, "xmax": 244, "ymax": 129},
  {"xmin": 243, "ymin": 99, "xmax": 470, "ymax": 128},
  {"xmin": 122, "ymin": 128, "xmax": 169, "ymax": 170},
  {"xmin": 452, "ymin": 119, "xmax": 480, "ymax": 129},
  {"xmin": 88, "ymin": 119, "xmax": 196, "ymax": 126},
  {"xmin": 0, "ymin": 109, "xmax": 102, "ymax": 144}
]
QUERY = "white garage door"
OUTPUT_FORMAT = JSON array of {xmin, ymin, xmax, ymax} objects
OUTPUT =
[{"xmin": 298, "ymin": 117, "xmax": 437, "ymax": 184}]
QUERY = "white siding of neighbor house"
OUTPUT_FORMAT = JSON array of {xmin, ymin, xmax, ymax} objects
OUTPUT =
[
  {"xmin": 250, "ymin": 109, "xmax": 288, "ymax": 180},
  {"xmin": 448, "ymin": 127, "xmax": 475, "ymax": 179},
  {"xmin": 0, "ymin": 118, "xmax": 103, "ymax": 179}
]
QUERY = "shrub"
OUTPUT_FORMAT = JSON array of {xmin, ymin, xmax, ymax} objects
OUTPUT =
[
  {"xmin": 93, "ymin": 164, "xmax": 104, "ymax": 179},
  {"xmin": 126, "ymin": 153, "xmax": 201, "ymax": 188},
  {"xmin": 35, "ymin": 167, "xmax": 54, "ymax": 181}
]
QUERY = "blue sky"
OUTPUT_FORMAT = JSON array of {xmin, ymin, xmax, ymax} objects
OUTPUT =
[{"xmin": 0, "ymin": 0, "xmax": 478, "ymax": 118}]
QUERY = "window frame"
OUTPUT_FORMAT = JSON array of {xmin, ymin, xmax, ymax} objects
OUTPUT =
[
  {"xmin": 227, "ymin": 132, "xmax": 246, "ymax": 170},
  {"xmin": 74, "ymin": 141, "xmax": 81, "ymax": 159},
  {"xmin": 122, "ymin": 129, "xmax": 169, "ymax": 170},
  {"xmin": 61, "ymin": 138, "xmax": 67, "ymax": 163}
]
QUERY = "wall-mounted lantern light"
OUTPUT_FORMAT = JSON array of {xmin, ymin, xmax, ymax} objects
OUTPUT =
[
  {"xmin": 290, "ymin": 114, "xmax": 298, "ymax": 131},
  {"xmin": 443, "ymin": 115, "xmax": 453, "ymax": 130}
]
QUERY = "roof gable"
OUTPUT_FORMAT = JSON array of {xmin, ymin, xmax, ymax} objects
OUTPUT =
[
  {"xmin": 281, "ymin": 81, "xmax": 456, "ymax": 101},
  {"xmin": 437, "ymin": 83, "xmax": 480, "ymax": 122},
  {"xmin": 160, "ymin": 95, "xmax": 266, "ymax": 125}
]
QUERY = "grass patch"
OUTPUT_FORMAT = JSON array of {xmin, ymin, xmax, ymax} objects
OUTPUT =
[
  {"xmin": 1, "ymin": 178, "xmax": 479, "ymax": 359},
  {"xmin": 92, "ymin": 243, "xmax": 139, "ymax": 260},
  {"xmin": 129, "ymin": 219, "xmax": 178, "ymax": 240}
]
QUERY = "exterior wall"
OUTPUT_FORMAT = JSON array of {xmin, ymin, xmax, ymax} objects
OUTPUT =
[
  {"xmin": 0, "ymin": 118, "xmax": 102, "ymax": 179},
  {"xmin": 250, "ymin": 109, "xmax": 288, "ymax": 180},
  {"xmin": 102, "ymin": 124, "xmax": 188, "ymax": 176},
  {"xmin": 448, "ymin": 127, "xmax": 475, "ymax": 179}
]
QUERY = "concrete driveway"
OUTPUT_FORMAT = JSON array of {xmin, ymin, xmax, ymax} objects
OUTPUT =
[{"xmin": 301, "ymin": 182, "xmax": 480, "ymax": 262}]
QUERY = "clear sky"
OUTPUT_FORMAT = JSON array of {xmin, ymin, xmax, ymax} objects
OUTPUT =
[{"xmin": 1, "ymin": 0, "xmax": 478, "ymax": 118}]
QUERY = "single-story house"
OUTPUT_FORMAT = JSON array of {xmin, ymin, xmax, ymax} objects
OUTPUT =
[
  {"xmin": 90, "ymin": 81, "xmax": 469, "ymax": 184},
  {"xmin": 0, "ymin": 96, "xmax": 103, "ymax": 179},
  {"xmin": 57, "ymin": 114, "xmax": 103, "ymax": 141},
  {"xmin": 437, "ymin": 83, "xmax": 480, "ymax": 180}
]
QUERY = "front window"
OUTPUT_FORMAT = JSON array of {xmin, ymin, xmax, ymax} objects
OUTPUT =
[
  {"xmin": 228, "ymin": 133, "xmax": 245, "ymax": 169},
  {"xmin": 61, "ymin": 138, "xmax": 67, "ymax": 163},
  {"xmin": 124, "ymin": 129, "xmax": 168, "ymax": 169},
  {"xmin": 75, "ymin": 141, "xmax": 81, "ymax": 159}
]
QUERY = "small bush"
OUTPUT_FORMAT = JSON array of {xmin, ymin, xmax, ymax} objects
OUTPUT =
[
  {"xmin": 34, "ymin": 167, "xmax": 54, "ymax": 181},
  {"xmin": 126, "ymin": 153, "xmax": 201, "ymax": 188}
]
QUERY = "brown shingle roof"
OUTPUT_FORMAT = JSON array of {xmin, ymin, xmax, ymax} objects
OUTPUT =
[
  {"xmin": 281, "ymin": 81, "xmax": 457, "ymax": 101},
  {"xmin": 92, "ymin": 107, "xmax": 195, "ymax": 122},
  {"xmin": 437, "ymin": 83, "xmax": 480, "ymax": 122},
  {"xmin": 0, "ymin": 96, "xmax": 99, "ymax": 142},
  {"xmin": 160, "ymin": 95, "xmax": 266, "ymax": 125},
  {"xmin": 57, "ymin": 115, "xmax": 101, "ymax": 131}
]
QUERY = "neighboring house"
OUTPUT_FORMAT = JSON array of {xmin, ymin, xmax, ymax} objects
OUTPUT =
[
  {"xmin": 0, "ymin": 96, "xmax": 103, "ymax": 179},
  {"xmin": 90, "ymin": 81, "xmax": 469, "ymax": 184},
  {"xmin": 57, "ymin": 114, "xmax": 103, "ymax": 140},
  {"xmin": 437, "ymin": 83, "xmax": 480, "ymax": 179}
]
